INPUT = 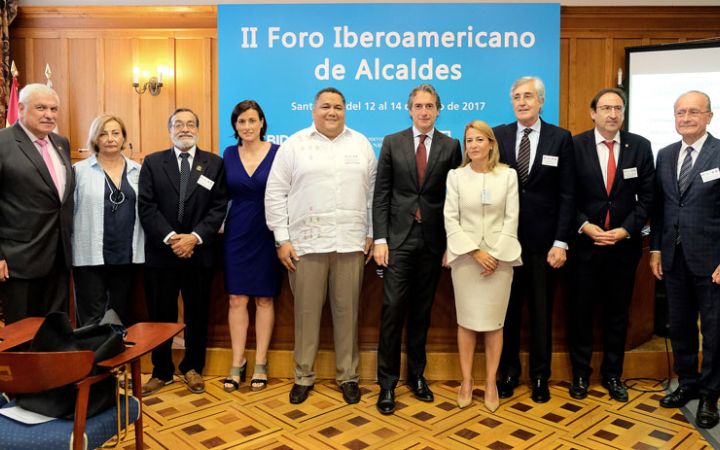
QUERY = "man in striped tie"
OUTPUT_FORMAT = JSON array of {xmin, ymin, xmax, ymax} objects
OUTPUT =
[
  {"xmin": 493, "ymin": 76, "xmax": 575, "ymax": 403},
  {"xmin": 651, "ymin": 90, "xmax": 719, "ymax": 429}
]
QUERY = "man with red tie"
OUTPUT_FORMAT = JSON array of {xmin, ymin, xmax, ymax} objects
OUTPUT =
[
  {"xmin": 568, "ymin": 88, "xmax": 654, "ymax": 402},
  {"xmin": 0, "ymin": 84, "xmax": 74, "ymax": 324}
]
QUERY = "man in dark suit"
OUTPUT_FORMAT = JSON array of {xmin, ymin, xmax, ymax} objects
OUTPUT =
[
  {"xmin": 568, "ymin": 88, "xmax": 654, "ymax": 402},
  {"xmin": 0, "ymin": 83, "xmax": 74, "ymax": 324},
  {"xmin": 138, "ymin": 108, "xmax": 227, "ymax": 395},
  {"xmin": 373, "ymin": 84, "xmax": 462, "ymax": 414},
  {"xmin": 651, "ymin": 90, "xmax": 720, "ymax": 428},
  {"xmin": 494, "ymin": 76, "xmax": 575, "ymax": 403}
]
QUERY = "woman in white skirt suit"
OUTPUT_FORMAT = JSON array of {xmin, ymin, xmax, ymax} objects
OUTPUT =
[{"xmin": 444, "ymin": 120, "xmax": 522, "ymax": 412}]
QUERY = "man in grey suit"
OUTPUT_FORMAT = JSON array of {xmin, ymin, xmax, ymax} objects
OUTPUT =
[
  {"xmin": 650, "ymin": 90, "xmax": 720, "ymax": 428},
  {"xmin": 0, "ymin": 83, "xmax": 74, "ymax": 324},
  {"xmin": 373, "ymin": 84, "xmax": 462, "ymax": 414}
]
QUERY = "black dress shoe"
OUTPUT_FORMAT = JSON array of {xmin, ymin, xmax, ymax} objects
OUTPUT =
[
  {"xmin": 341, "ymin": 381, "xmax": 361, "ymax": 404},
  {"xmin": 602, "ymin": 377, "xmax": 629, "ymax": 402},
  {"xmin": 409, "ymin": 376, "xmax": 434, "ymax": 402},
  {"xmin": 569, "ymin": 376, "xmax": 589, "ymax": 400},
  {"xmin": 531, "ymin": 378, "xmax": 550, "ymax": 403},
  {"xmin": 376, "ymin": 388, "xmax": 395, "ymax": 415},
  {"xmin": 660, "ymin": 385, "xmax": 699, "ymax": 408},
  {"xmin": 289, "ymin": 383, "xmax": 313, "ymax": 404},
  {"xmin": 497, "ymin": 375, "xmax": 519, "ymax": 399},
  {"xmin": 696, "ymin": 397, "xmax": 720, "ymax": 429}
]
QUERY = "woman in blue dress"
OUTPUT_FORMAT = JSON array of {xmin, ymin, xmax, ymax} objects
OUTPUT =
[{"xmin": 222, "ymin": 100, "xmax": 279, "ymax": 391}]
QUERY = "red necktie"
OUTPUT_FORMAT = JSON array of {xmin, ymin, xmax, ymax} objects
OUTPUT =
[
  {"xmin": 415, "ymin": 134, "xmax": 428, "ymax": 221},
  {"xmin": 604, "ymin": 140, "xmax": 616, "ymax": 230}
]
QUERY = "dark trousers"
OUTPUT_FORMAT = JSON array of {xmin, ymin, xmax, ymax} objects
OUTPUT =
[
  {"xmin": 568, "ymin": 246, "xmax": 639, "ymax": 380},
  {"xmin": 145, "ymin": 265, "xmax": 212, "ymax": 381},
  {"xmin": 377, "ymin": 222, "xmax": 442, "ymax": 389},
  {"xmin": 500, "ymin": 252, "xmax": 557, "ymax": 380},
  {"xmin": 665, "ymin": 244, "xmax": 720, "ymax": 397},
  {"xmin": 0, "ymin": 253, "xmax": 69, "ymax": 324},
  {"xmin": 73, "ymin": 264, "xmax": 139, "ymax": 326}
]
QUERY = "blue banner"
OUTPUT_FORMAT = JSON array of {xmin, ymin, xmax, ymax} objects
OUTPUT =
[{"xmin": 218, "ymin": 3, "xmax": 560, "ymax": 153}]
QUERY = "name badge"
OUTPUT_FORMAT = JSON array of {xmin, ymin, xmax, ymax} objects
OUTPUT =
[
  {"xmin": 542, "ymin": 155, "xmax": 559, "ymax": 167},
  {"xmin": 197, "ymin": 174, "xmax": 215, "ymax": 190},
  {"xmin": 623, "ymin": 167, "xmax": 638, "ymax": 179},
  {"xmin": 700, "ymin": 168, "xmax": 720, "ymax": 183},
  {"xmin": 481, "ymin": 188, "xmax": 492, "ymax": 204}
]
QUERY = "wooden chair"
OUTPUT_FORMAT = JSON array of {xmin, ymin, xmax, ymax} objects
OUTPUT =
[{"xmin": 0, "ymin": 350, "xmax": 140, "ymax": 450}]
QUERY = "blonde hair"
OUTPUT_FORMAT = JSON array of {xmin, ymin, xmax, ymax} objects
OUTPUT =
[
  {"xmin": 461, "ymin": 120, "xmax": 504, "ymax": 171},
  {"xmin": 87, "ymin": 114, "xmax": 128, "ymax": 153}
]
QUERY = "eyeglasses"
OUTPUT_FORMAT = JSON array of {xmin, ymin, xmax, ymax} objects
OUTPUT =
[
  {"xmin": 674, "ymin": 109, "xmax": 710, "ymax": 118},
  {"xmin": 512, "ymin": 93, "xmax": 536, "ymax": 102},
  {"xmin": 172, "ymin": 121, "xmax": 197, "ymax": 131},
  {"xmin": 596, "ymin": 105, "xmax": 625, "ymax": 113}
]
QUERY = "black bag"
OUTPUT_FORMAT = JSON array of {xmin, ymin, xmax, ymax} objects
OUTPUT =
[{"xmin": 16, "ymin": 312, "xmax": 125, "ymax": 419}]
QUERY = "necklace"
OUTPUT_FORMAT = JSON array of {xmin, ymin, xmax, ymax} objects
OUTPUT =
[{"xmin": 104, "ymin": 171, "xmax": 126, "ymax": 213}]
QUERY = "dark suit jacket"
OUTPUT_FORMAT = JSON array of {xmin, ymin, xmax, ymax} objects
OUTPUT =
[
  {"xmin": 572, "ymin": 129, "xmax": 655, "ymax": 261},
  {"xmin": 0, "ymin": 123, "xmax": 74, "ymax": 278},
  {"xmin": 494, "ymin": 119, "xmax": 575, "ymax": 253},
  {"xmin": 651, "ymin": 133, "xmax": 720, "ymax": 276},
  {"xmin": 138, "ymin": 148, "xmax": 227, "ymax": 268},
  {"xmin": 373, "ymin": 127, "xmax": 462, "ymax": 255}
]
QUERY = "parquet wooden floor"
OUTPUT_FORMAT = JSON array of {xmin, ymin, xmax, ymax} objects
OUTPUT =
[{"xmin": 116, "ymin": 376, "xmax": 714, "ymax": 449}]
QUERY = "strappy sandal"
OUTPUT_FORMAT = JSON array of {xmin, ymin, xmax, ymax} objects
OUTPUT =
[
  {"xmin": 222, "ymin": 363, "xmax": 247, "ymax": 392},
  {"xmin": 250, "ymin": 363, "xmax": 268, "ymax": 391}
]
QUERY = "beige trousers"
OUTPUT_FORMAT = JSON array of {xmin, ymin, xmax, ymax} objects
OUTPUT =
[{"xmin": 289, "ymin": 251, "xmax": 364, "ymax": 386}]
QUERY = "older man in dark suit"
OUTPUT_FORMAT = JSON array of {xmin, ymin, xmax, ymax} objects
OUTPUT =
[
  {"xmin": 0, "ymin": 83, "xmax": 74, "ymax": 324},
  {"xmin": 568, "ymin": 88, "xmax": 654, "ymax": 402},
  {"xmin": 494, "ymin": 76, "xmax": 575, "ymax": 403},
  {"xmin": 651, "ymin": 90, "xmax": 720, "ymax": 429},
  {"xmin": 373, "ymin": 84, "xmax": 462, "ymax": 414},
  {"xmin": 138, "ymin": 108, "xmax": 227, "ymax": 395}
]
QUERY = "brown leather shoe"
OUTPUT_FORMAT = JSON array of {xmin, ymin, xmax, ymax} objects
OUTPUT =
[
  {"xmin": 183, "ymin": 369, "xmax": 205, "ymax": 394},
  {"xmin": 141, "ymin": 377, "xmax": 173, "ymax": 396}
]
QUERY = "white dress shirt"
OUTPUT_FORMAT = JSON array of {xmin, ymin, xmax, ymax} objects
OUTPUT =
[
  {"xmin": 676, "ymin": 133, "xmax": 708, "ymax": 179},
  {"xmin": 413, "ymin": 126, "xmax": 434, "ymax": 161},
  {"xmin": 265, "ymin": 124, "xmax": 377, "ymax": 256},
  {"xmin": 164, "ymin": 146, "xmax": 203, "ymax": 244},
  {"xmin": 594, "ymin": 129, "xmax": 621, "ymax": 186},
  {"xmin": 514, "ymin": 118, "xmax": 541, "ymax": 176}
]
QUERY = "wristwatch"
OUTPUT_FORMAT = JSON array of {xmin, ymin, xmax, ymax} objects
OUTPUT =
[{"xmin": 275, "ymin": 240, "xmax": 290, "ymax": 248}]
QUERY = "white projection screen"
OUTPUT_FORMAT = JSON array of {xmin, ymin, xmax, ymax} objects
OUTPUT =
[{"xmin": 626, "ymin": 40, "xmax": 720, "ymax": 156}]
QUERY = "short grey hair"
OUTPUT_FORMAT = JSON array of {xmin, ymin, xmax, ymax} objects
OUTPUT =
[
  {"xmin": 18, "ymin": 83, "xmax": 60, "ymax": 105},
  {"xmin": 674, "ymin": 90, "xmax": 712, "ymax": 112},
  {"xmin": 510, "ymin": 76, "xmax": 545, "ymax": 104},
  {"xmin": 407, "ymin": 84, "xmax": 441, "ymax": 110}
]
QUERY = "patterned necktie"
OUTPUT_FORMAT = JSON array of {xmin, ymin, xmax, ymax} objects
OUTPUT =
[
  {"xmin": 36, "ymin": 138, "xmax": 62, "ymax": 196},
  {"xmin": 678, "ymin": 146, "xmax": 694, "ymax": 195},
  {"xmin": 517, "ymin": 128, "xmax": 532, "ymax": 184},
  {"xmin": 414, "ymin": 135, "xmax": 428, "ymax": 221},
  {"xmin": 604, "ymin": 140, "xmax": 616, "ymax": 229},
  {"xmin": 178, "ymin": 153, "xmax": 190, "ymax": 222}
]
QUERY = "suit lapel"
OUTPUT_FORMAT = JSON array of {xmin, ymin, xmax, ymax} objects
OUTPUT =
[
  {"xmin": 668, "ymin": 143, "xmax": 681, "ymax": 198},
  {"xmin": 13, "ymin": 124, "xmax": 58, "ymax": 197},
  {"xmin": 528, "ymin": 123, "xmax": 548, "ymax": 183},
  {"xmin": 161, "ymin": 149, "xmax": 181, "ymax": 196},
  {"xmin": 185, "ymin": 149, "xmax": 205, "ymax": 199},
  {"xmin": 609, "ymin": 134, "xmax": 632, "ymax": 197},
  {"xmin": 501, "ymin": 123, "xmax": 518, "ymax": 168},
  {"xmin": 47, "ymin": 134, "xmax": 73, "ymax": 203},
  {"xmin": 401, "ymin": 129, "xmax": 419, "ymax": 189},
  {"xmin": 583, "ymin": 133, "xmax": 607, "ymax": 196},
  {"xmin": 685, "ymin": 135, "xmax": 719, "ymax": 196},
  {"xmin": 424, "ymin": 129, "xmax": 443, "ymax": 186}
]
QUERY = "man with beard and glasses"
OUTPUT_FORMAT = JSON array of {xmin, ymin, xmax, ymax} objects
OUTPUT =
[{"xmin": 138, "ymin": 108, "xmax": 227, "ymax": 395}]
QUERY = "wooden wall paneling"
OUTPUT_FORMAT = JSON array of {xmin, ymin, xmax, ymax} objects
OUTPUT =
[
  {"xmin": 9, "ymin": 37, "xmax": 27, "ymax": 86},
  {"xmin": 137, "ymin": 37, "xmax": 174, "ymax": 155},
  {"xmin": 103, "ymin": 38, "xmax": 138, "ymax": 161},
  {"xmin": 30, "ymin": 38, "xmax": 65, "ymax": 131},
  {"xmin": 568, "ymin": 38, "xmax": 607, "ymax": 134},
  {"xmin": 559, "ymin": 38, "xmax": 569, "ymax": 130},
  {"xmin": 613, "ymin": 38, "xmax": 643, "ymax": 87},
  {"xmin": 211, "ymin": 38, "xmax": 218, "ymax": 154},
  {"xmin": 175, "ymin": 37, "xmax": 213, "ymax": 152},
  {"xmin": 67, "ymin": 38, "xmax": 98, "ymax": 160}
]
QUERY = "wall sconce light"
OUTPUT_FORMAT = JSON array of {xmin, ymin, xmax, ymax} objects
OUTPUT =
[{"xmin": 133, "ymin": 66, "xmax": 164, "ymax": 96}]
